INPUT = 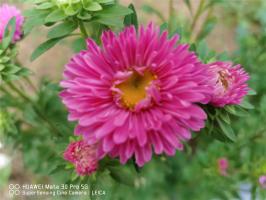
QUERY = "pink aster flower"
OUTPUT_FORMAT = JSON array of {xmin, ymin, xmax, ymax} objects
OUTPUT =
[
  {"xmin": 63, "ymin": 140, "xmax": 98, "ymax": 176},
  {"xmin": 259, "ymin": 175, "xmax": 266, "ymax": 189},
  {"xmin": 0, "ymin": 4, "xmax": 24, "ymax": 42},
  {"xmin": 217, "ymin": 157, "xmax": 229, "ymax": 176},
  {"xmin": 208, "ymin": 61, "xmax": 249, "ymax": 107},
  {"xmin": 60, "ymin": 23, "xmax": 213, "ymax": 167}
]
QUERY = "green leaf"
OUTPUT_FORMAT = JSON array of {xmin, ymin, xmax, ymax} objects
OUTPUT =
[
  {"xmin": 95, "ymin": 5, "xmax": 133, "ymax": 17},
  {"xmin": 248, "ymin": 89, "xmax": 256, "ymax": 95},
  {"xmin": 108, "ymin": 166, "xmax": 135, "ymax": 186},
  {"xmin": 84, "ymin": 2, "xmax": 102, "ymax": 11},
  {"xmin": 71, "ymin": 38, "xmax": 86, "ymax": 53},
  {"xmin": 47, "ymin": 21, "xmax": 78, "ymax": 39},
  {"xmin": 239, "ymin": 100, "xmax": 254, "ymax": 109},
  {"xmin": 45, "ymin": 9, "xmax": 67, "ymax": 23},
  {"xmin": 23, "ymin": 10, "xmax": 50, "ymax": 34},
  {"xmin": 36, "ymin": 2, "xmax": 54, "ymax": 10},
  {"xmin": 95, "ymin": 17, "xmax": 123, "ymax": 27},
  {"xmin": 1, "ymin": 17, "xmax": 16, "ymax": 50},
  {"xmin": 160, "ymin": 23, "xmax": 168, "ymax": 33},
  {"xmin": 77, "ymin": 11, "xmax": 92, "ymax": 20},
  {"xmin": 124, "ymin": 4, "xmax": 138, "ymax": 29},
  {"xmin": 31, "ymin": 37, "xmax": 66, "ymax": 61},
  {"xmin": 96, "ymin": 0, "xmax": 114, "ymax": 3},
  {"xmin": 197, "ymin": 17, "xmax": 216, "ymax": 40},
  {"xmin": 219, "ymin": 112, "xmax": 231, "ymax": 124},
  {"xmin": 141, "ymin": 5, "xmax": 165, "ymax": 21},
  {"xmin": 0, "ymin": 64, "xmax": 5, "ymax": 71},
  {"xmin": 64, "ymin": 5, "xmax": 79, "ymax": 16},
  {"xmin": 217, "ymin": 118, "xmax": 236, "ymax": 142},
  {"xmin": 225, "ymin": 105, "xmax": 248, "ymax": 117},
  {"xmin": 211, "ymin": 129, "xmax": 233, "ymax": 143},
  {"xmin": 184, "ymin": 0, "xmax": 192, "ymax": 12}
]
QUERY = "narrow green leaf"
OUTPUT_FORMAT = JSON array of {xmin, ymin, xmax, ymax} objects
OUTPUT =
[
  {"xmin": 141, "ymin": 5, "xmax": 165, "ymax": 21},
  {"xmin": 72, "ymin": 38, "xmax": 86, "ymax": 53},
  {"xmin": 184, "ymin": 0, "xmax": 192, "ymax": 11},
  {"xmin": 160, "ymin": 23, "xmax": 168, "ymax": 33},
  {"xmin": 23, "ymin": 10, "xmax": 50, "ymax": 34},
  {"xmin": 217, "ymin": 118, "xmax": 236, "ymax": 142},
  {"xmin": 124, "ymin": 4, "xmax": 138, "ymax": 29},
  {"xmin": 95, "ymin": 5, "xmax": 133, "ymax": 17},
  {"xmin": 36, "ymin": 2, "xmax": 53, "ymax": 10},
  {"xmin": 248, "ymin": 89, "xmax": 256, "ymax": 96},
  {"xmin": 95, "ymin": 17, "xmax": 123, "ymax": 27},
  {"xmin": 239, "ymin": 100, "xmax": 254, "ymax": 109},
  {"xmin": 47, "ymin": 21, "xmax": 78, "ymax": 39},
  {"xmin": 84, "ymin": 2, "xmax": 102, "ymax": 11},
  {"xmin": 108, "ymin": 166, "xmax": 135, "ymax": 186},
  {"xmin": 45, "ymin": 9, "xmax": 67, "ymax": 23},
  {"xmin": 2, "ymin": 17, "xmax": 16, "ymax": 49},
  {"xmin": 31, "ymin": 37, "xmax": 66, "ymax": 61},
  {"xmin": 219, "ymin": 112, "xmax": 231, "ymax": 124},
  {"xmin": 96, "ymin": 0, "xmax": 114, "ymax": 3}
]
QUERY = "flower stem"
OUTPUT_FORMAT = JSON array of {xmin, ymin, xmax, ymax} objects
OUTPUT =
[
  {"xmin": 168, "ymin": 0, "xmax": 175, "ymax": 32},
  {"xmin": 23, "ymin": 76, "xmax": 37, "ymax": 92},
  {"xmin": 190, "ymin": 0, "xmax": 205, "ymax": 31},
  {"xmin": 79, "ymin": 21, "xmax": 88, "ymax": 38},
  {"xmin": 6, "ymin": 82, "xmax": 62, "ymax": 136}
]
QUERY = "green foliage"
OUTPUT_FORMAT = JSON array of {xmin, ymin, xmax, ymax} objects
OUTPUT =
[
  {"xmin": 0, "ymin": 19, "xmax": 29, "ymax": 82},
  {"xmin": 31, "ymin": 36, "xmax": 67, "ymax": 61},
  {"xmin": 124, "ymin": 4, "xmax": 138, "ymax": 29},
  {"xmin": 1, "ymin": 0, "xmax": 266, "ymax": 199}
]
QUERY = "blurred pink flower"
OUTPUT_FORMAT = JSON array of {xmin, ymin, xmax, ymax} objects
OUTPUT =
[
  {"xmin": 0, "ymin": 4, "xmax": 24, "ymax": 42},
  {"xmin": 60, "ymin": 23, "xmax": 213, "ymax": 167},
  {"xmin": 208, "ymin": 61, "xmax": 249, "ymax": 107},
  {"xmin": 64, "ymin": 140, "xmax": 98, "ymax": 176},
  {"xmin": 217, "ymin": 157, "xmax": 229, "ymax": 176},
  {"xmin": 259, "ymin": 175, "xmax": 266, "ymax": 189}
]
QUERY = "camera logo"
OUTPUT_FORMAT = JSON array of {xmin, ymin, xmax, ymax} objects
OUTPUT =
[{"xmin": 9, "ymin": 184, "xmax": 20, "ymax": 196}]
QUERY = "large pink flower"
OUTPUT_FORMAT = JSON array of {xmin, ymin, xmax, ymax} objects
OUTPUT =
[
  {"xmin": 64, "ymin": 140, "xmax": 98, "ymax": 176},
  {"xmin": 60, "ymin": 23, "xmax": 213, "ymax": 167},
  {"xmin": 208, "ymin": 61, "xmax": 249, "ymax": 107},
  {"xmin": 0, "ymin": 4, "xmax": 24, "ymax": 42}
]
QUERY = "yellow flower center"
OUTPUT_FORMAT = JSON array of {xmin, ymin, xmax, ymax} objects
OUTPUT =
[{"xmin": 116, "ymin": 70, "xmax": 156, "ymax": 109}]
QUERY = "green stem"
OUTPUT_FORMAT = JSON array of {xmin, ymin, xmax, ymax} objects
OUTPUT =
[
  {"xmin": 168, "ymin": 0, "xmax": 175, "ymax": 32},
  {"xmin": 190, "ymin": 0, "xmax": 205, "ymax": 31},
  {"xmin": 7, "ymin": 81, "xmax": 32, "ymax": 102},
  {"xmin": 6, "ymin": 82, "xmax": 62, "ymax": 136},
  {"xmin": 194, "ymin": 6, "xmax": 214, "ymax": 42},
  {"xmin": 23, "ymin": 76, "xmax": 37, "ymax": 92},
  {"xmin": 79, "ymin": 21, "xmax": 88, "ymax": 38},
  {"xmin": 251, "ymin": 184, "xmax": 257, "ymax": 200}
]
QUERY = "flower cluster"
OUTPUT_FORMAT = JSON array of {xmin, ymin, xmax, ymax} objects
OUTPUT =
[
  {"xmin": 0, "ymin": 4, "xmax": 24, "ymax": 42},
  {"xmin": 64, "ymin": 140, "xmax": 99, "ymax": 176},
  {"xmin": 0, "ymin": 4, "xmax": 27, "ymax": 83},
  {"xmin": 61, "ymin": 23, "xmax": 249, "ymax": 172},
  {"xmin": 259, "ymin": 175, "xmax": 266, "ymax": 189},
  {"xmin": 208, "ymin": 62, "xmax": 249, "ymax": 107},
  {"xmin": 217, "ymin": 157, "xmax": 229, "ymax": 176}
]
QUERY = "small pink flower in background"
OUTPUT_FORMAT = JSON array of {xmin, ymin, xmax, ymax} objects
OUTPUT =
[
  {"xmin": 208, "ymin": 61, "xmax": 249, "ymax": 107},
  {"xmin": 63, "ymin": 140, "xmax": 98, "ymax": 176},
  {"xmin": 217, "ymin": 157, "xmax": 229, "ymax": 176},
  {"xmin": 60, "ymin": 23, "xmax": 213, "ymax": 167},
  {"xmin": 259, "ymin": 175, "xmax": 266, "ymax": 189},
  {"xmin": 0, "ymin": 4, "xmax": 24, "ymax": 42}
]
